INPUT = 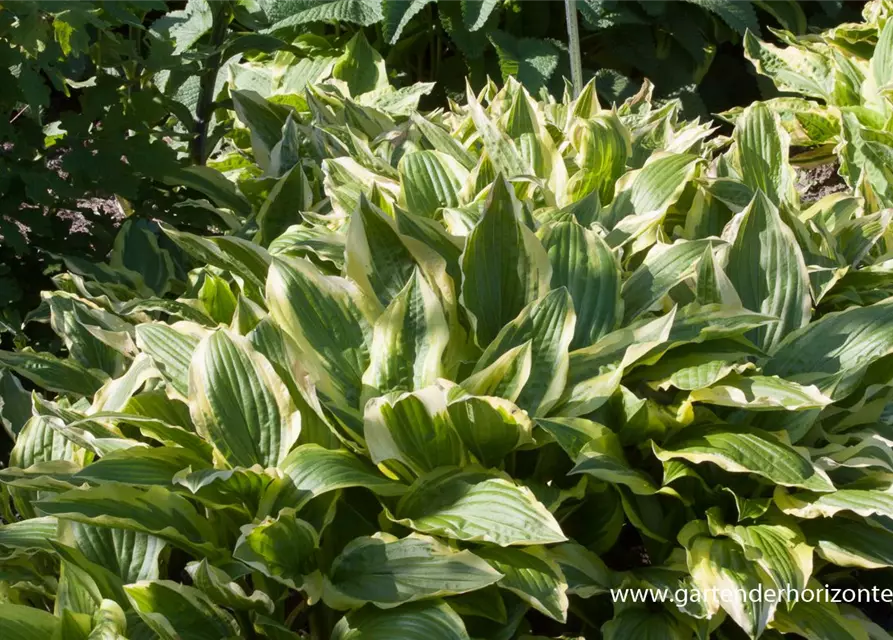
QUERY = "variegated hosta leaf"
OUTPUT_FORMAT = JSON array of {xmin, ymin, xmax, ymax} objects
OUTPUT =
[
  {"xmin": 621, "ymin": 239, "xmax": 717, "ymax": 322},
  {"xmin": 706, "ymin": 511, "xmax": 813, "ymax": 593},
  {"xmin": 567, "ymin": 112, "xmax": 630, "ymax": 205},
  {"xmin": 743, "ymin": 30, "xmax": 834, "ymax": 101},
  {"xmin": 399, "ymin": 150, "xmax": 469, "ymax": 218},
  {"xmin": 189, "ymin": 329, "xmax": 300, "ymax": 468},
  {"xmin": 475, "ymin": 546, "xmax": 568, "ymax": 622},
  {"xmin": 9, "ymin": 29, "xmax": 893, "ymax": 638},
  {"xmin": 653, "ymin": 424, "xmax": 835, "ymax": 492},
  {"xmin": 323, "ymin": 533, "xmax": 501, "ymax": 609},
  {"xmin": 233, "ymin": 509, "xmax": 319, "ymax": 591},
  {"xmin": 364, "ymin": 384, "xmax": 466, "ymax": 475},
  {"xmin": 362, "ymin": 270, "xmax": 450, "ymax": 398},
  {"xmin": 331, "ymin": 600, "xmax": 471, "ymax": 640},
  {"xmin": 470, "ymin": 288, "xmax": 575, "ymax": 417},
  {"xmin": 260, "ymin": 444, "xmax": 406, "ymax": 516},
  {"xmin": 765, "ymin": 298, "xmax": 893, "ymax": 400},
  {"xmin": 725, "ymin": 190, "xmax": 812, "ymax": 353},
  {"xmin": 446, "ymin": 390, "xmax": 533, "ymax": 468},
  {"xmin": 733, "ymin": 102, "xmax": 794, "ymax": 206},
  {"xmin": 537, "ymin": 218, "xmax": 622, "ymax": 348},
  {"xmin": 125, "ymin": 580, "xmax": 241, "ymax": 640},
  {"xmin": 460, "ymin": 176, "xmax": 551, "ymax": 346},
  {"xmin": 682, "ymin": 529, "xmax": 777, "ymax": 639},
  {"xmin": 392, "ymin": 467, "xmax": 566, "ymax": 546},
  {"xmin": 688, "ymin": 374, "xmax": 833, "ymax": 411},
  {"xmin": 266, "ymin": 256, "xmax": 375, "ymax": 408}
]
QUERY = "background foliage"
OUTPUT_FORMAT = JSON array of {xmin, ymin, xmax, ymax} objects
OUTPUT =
[{"xmin": 3, "ymin": 1, "xmax": 893, "ymax": 639}]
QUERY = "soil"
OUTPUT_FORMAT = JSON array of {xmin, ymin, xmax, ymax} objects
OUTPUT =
[{"xmin": 796, "ymin": 162, "xmax": 848, "ymax": 204}]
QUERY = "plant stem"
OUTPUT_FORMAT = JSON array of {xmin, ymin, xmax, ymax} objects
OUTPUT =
[
  {"xmin": 564, "ymin": 0, "xmax": 583, "ymax": 98},
  {"xmin": 190, "ymin": 1, "xmax": 230, "ymax": 165}
]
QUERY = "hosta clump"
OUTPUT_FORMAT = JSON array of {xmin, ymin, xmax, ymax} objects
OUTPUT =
[
  {"xmin": 732, "ymin": 0, "xmax": 893, "ymax": 210},
  {"xmin": 2, "ymin": 78, "xmax": 893, "ymax": 640}
]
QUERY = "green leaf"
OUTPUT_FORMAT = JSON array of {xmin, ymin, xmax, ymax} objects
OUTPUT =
[
  {"xmin": 0, "ymin": 604, "xmax": 60, "ymax": 639},
  {"xmin": 622, "ymin": 239, "xmax": 716, "ymax": 322},
  {"xmin": 654, "ymin": 424, "xmax": 835, "ymax": 491},
  {"xmin": 65, "ymin": 522, "xmax": 164, "ymax": 584},
  {"xmin": 460, "ymin": 341, "xmax": 532, "ymax": 403},
  {"xmin": 604, "ymin": 153, "xmax": 700, "ymax": 231},
  {"xmin": 801, "ymin": 518, "xmax": 893, "ymax": 569},
  {"xmin": 602, "ymin": 607, "xmax": 692, "ymax": 640},
  {"xmin": 734, "ymin": 102, "xmax": 793, "ymax": 205},
  {"xmin": 689, "ymin": 374, "xmax": 832, "ymax": 411},
  {"xmin": 447, "ymin": 391, "xmax": 533, "ymax": 468},
  {"xmin": 333, "ymin": 31, "xmax": 388, "ymax": 97},
  {"xmin": 775, "ymin": 488, "xmax": 893, "ymax": 521},
  {"xmin": 362, "ymin": 270, "xmax": 450, "ymax": 396},
  {"xmin": 255, "ymin": 165, "xmax": 311, "ymax": 247},
  {"xmin": 346, "ymin": 196, "xmax": 419, "ymax": 308},
  {"xmin": 261, "ymin": 444, "xmax": 406, "ymax": 515},
  {"xmin": 683, "ymin": 0, "xmax": 759, "ymax": 35},
  {"xmin": 0, "ymin": 350, "xmax": 106, "ymax": 397},
  {"xmin": 743, "ymin": 30, "xmax": 833, "ymax": 100},
  {"xmin": 365, "ymin": 384, "xmax": 466, "ymax": 475},
  {"xmin": 771, "ymin": 596, "xmax": 873, "ymax": 640},
  {"xmin": 35, "ymin": 485, "xmax": 223, "ymax": 560},
  {"xmin": 550, "ymin": 542, "xmax": 614, "ymax": 598},
  {"xmin": 570, "ymin": 427, "xmax": 661, "ymax": 495},
  {"xmin": 325, "ymin": 532, "xmax": 501, "ymax": 608},
  {"xmin": 231, "ymin": 90, "xmax": 289, "ymax": 172},
  {"xmin": 266, "ymin": 256, "xmax": 374, "ymax": 408},
  {"xmin": 411, "ymin": 113, "xmax": 476, "ymax": 170},
  {"xmin": 332, "ymin": 601, "xmax": 470, "ymax": 640},
  {"xmin": 695, "ymin": 244, "xmax": 742, "ymax": 307},
  {"xmin": 383, "ymin": 0, "xmax": 432, "ymax": 43},
  {"xmin": 460, "ymin": 176, "xmax": 551, "ymax": 346},
  {"xmin": 110, "ymin": 220, "xmax": 175, "ymax": 296},
  {"xmin": 163, "ymin": 166, "xmax": 252, "ymax": 217},
  {"xmin": 189, "ymin": 329, "xmax": 300, "ymax": 468},
  {"xmin": 125, "ymin": 580, "xmax": 240, "ymax": 640},
  {"xmin": 465, "ymin": 91, "xmax": 528, "ymax": 179},
  {"xmin": 765, "ymin": 298, "xmax": 893, "ymax": 400},
  {"xmin": 472, "ymin": 289, "xmax": 575, "ymax": 416},
  {"xmin": 0, "ymin": 516, "xmax": 58, "ymax": 552},
  {"xmin": 399, "ymin": 151, "xmax": 468, "ymax": 218},
  {"xmin": 707, "ymin": 513, "xmax": 813, "ymax": 594},
  {"xmin": 159, "ymin": 223, "xmax": 270, "ymax": 292},
  {"xmin": 537, "ymin": 219, "xmax": 621, "ymax": 348},
  {"xmin": 566, "ymin": 112, "xmax": 630, "ymax": 205},
  {"xmin": 186, "ymin": 559, "xmax": 274, "ymax": 613},
  {"xmin": 488, "ymin": 32, "xmax": 560, "ymax": 94},
  {"xmin": 726, "ymin": 190, "xmax": 811, "ymax": 353},
  {"xmin": 71, "ymin": 446, "xmax": 209, "ymax": 487},
  {"xmin": 393, "ymin": 467, "xmax": 566, "ymax": 546},
  {"xmin": 266, "ymin": 0, "xmax": 384, "ymax": 31},
  {"xmin": 156, "ymin": 0, "xmax": 214, "ymax": 54},
  {"xmin": 684, "ymin": 533, "xmax": 776, "ymax": 638},
  {"xmin": 535, "ymin": 416, "xmax": 607, "ymax": 460},
  {"xmin": 198, "ymin": 273, "xmax": 237, "ymax": 325},
  {"xmin": 233, "ymin": 509, "xmax": 319, "ymax": 590},
  {"xmin": 135, "ymin": 323, "xmax": 202, "ymax": 398},
  {"xmin": 475, "ymin": 546, "xmax": 568, "ymax": 622}
]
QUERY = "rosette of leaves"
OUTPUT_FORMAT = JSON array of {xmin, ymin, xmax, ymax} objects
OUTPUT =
[
  {"xmin": 729, "ymin": 0, "xmax": 893, "ymax": 211},
  {"xmin": 3, "ymin": 79, "xmax": 893, "ymax": 639}
]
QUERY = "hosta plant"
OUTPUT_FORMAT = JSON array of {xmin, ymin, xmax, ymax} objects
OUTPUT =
[
  {"xmin": 731, "ymin": 0, "xmax": 893, "ymax": 210},
  {"xmin": 2, "ymin": 77, "xmax": 893, "ymax": 639}
]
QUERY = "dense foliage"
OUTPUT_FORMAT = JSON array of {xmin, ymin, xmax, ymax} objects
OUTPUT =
[
  {"xmin": 0, "ymin": 0, "xmax": 863, "ymax": 339},
  {"xmin": 732, "ymin": 0, "xmax": 893, "ymax": 210},
  {"xmin": 3, "ymin": 20, "xmax": 893, "ymax": 635}
]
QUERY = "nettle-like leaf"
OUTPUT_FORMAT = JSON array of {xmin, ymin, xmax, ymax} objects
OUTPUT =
[{"xmin": 4, "ymin": 44, "xmax": 893, "ymax": 640}]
